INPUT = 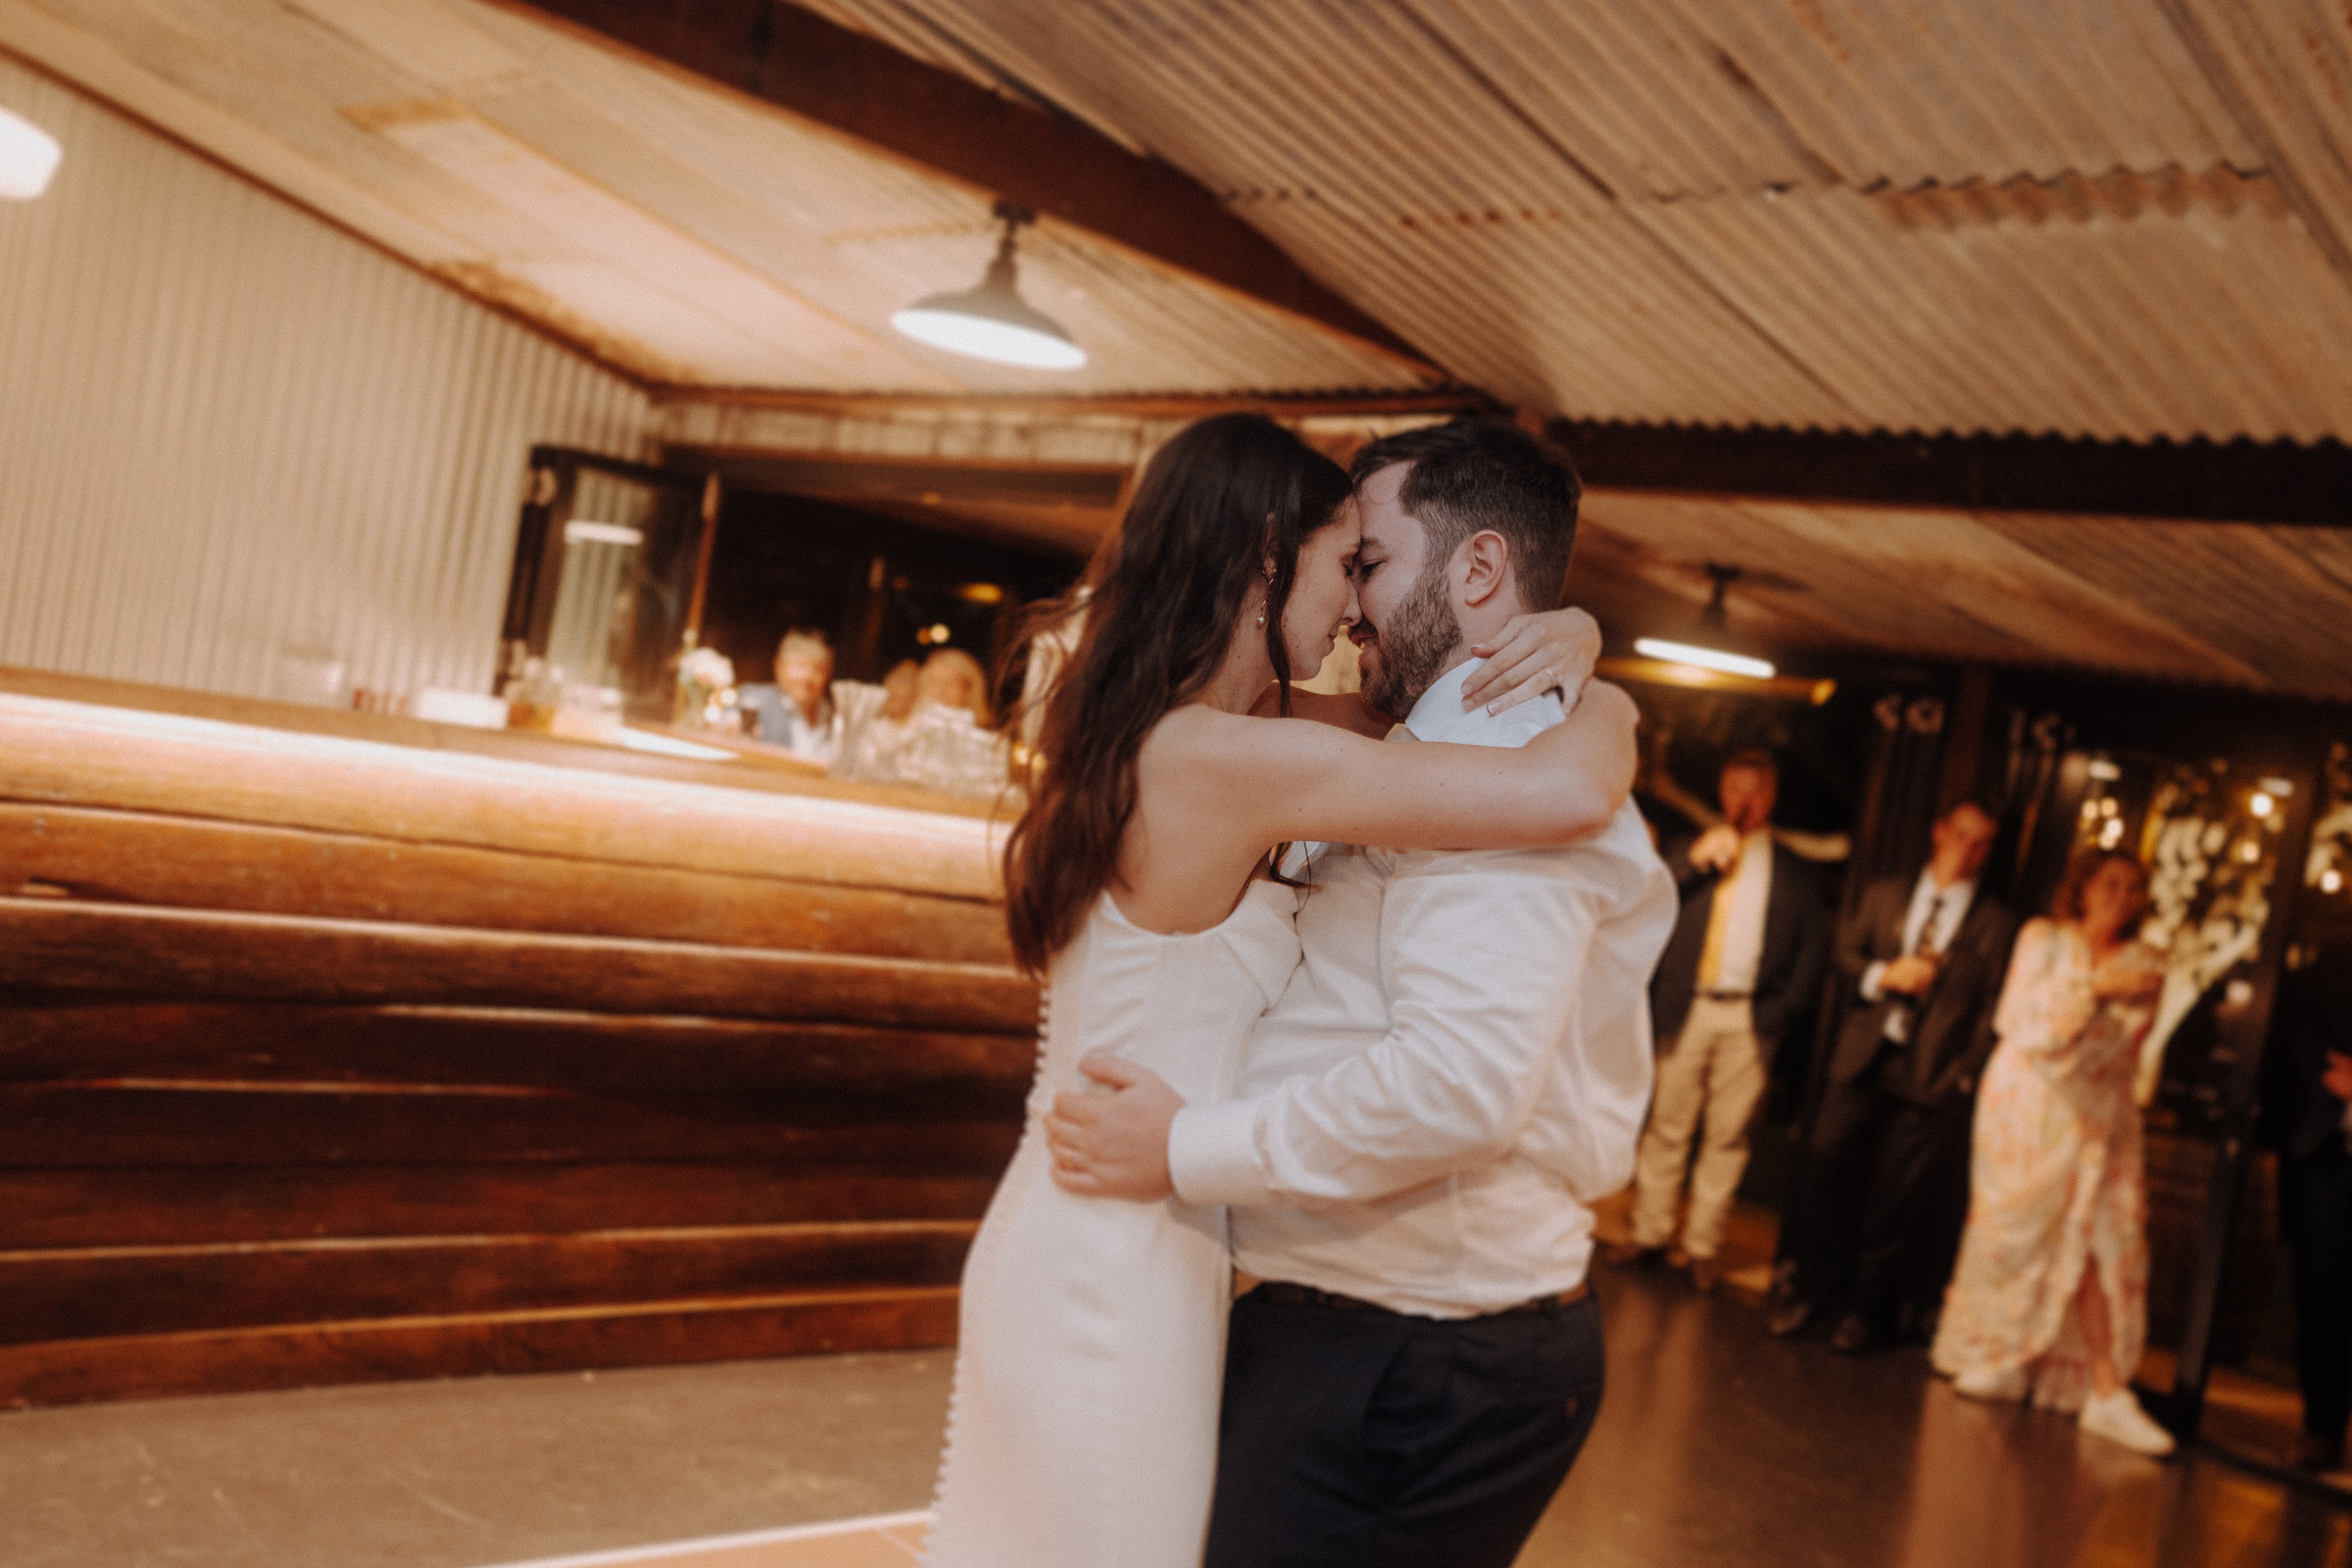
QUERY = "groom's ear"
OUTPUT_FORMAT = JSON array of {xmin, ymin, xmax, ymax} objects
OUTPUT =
[{"xmin": 1457, "ymin": 530, "xmax": 1510, "ymax": 609}]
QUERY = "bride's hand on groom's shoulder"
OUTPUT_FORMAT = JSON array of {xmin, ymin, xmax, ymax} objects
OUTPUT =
[
  {"xmin": 1462, "ymin": 606, "xmax": 1603, "ymax": 714},
  {"xmin": 1044, "ymin": 1054, "xmax": 1182, "ymax": 1201}
]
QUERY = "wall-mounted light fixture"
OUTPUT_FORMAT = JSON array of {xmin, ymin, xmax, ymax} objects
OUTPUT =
[
  {"xmin": 892, "ymin": 201, "xmax": 1085, "ymax": 370},
  {"xmin": 0, "ymin": 104, "xmax": 62, "ymax": 201}
]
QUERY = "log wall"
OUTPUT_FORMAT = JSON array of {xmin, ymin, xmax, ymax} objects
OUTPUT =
[{"xmin": 0, "ymin": 670, "xmax": 1035, "ymax": 1407}]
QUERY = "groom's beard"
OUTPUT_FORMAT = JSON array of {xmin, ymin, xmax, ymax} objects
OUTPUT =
[{"xmin": 1359, "ymin": 562, "xmax": 1462, "ymax": 720}]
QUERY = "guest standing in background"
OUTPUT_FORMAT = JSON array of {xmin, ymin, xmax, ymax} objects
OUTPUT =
[
  {"xmin": 1933, "ymin": 850, "xmax": 2175, "ymax": 1457},
  {"xmin": 1615, "ymin": 751, "xmax": 1829, "ymax": 1292},
  {"xmin": 739, "ymin": 628, "xmax": 840, "ymax": 760},
  {"xmin": 2263, "ymin": 943, "xmax": 2352, "ymax": 1475},
  {"xmin": 1772, "ymin": 799, "xmax": 2017, "ymax": 1352}
]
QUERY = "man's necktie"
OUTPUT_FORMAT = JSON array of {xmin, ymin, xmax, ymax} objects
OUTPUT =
[
  {"xmin": 1887, "ymin": 889, "xmax": 1950, "ymax": 1045},
  {"xmin": 1695, "ymin": 849, "xmax": 1742, "ymax": 990}
]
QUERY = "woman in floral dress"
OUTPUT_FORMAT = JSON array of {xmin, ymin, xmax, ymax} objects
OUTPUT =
[{"xmin": 1931, "ymin": 849, "xmax": 2176, "ymax": 1455}]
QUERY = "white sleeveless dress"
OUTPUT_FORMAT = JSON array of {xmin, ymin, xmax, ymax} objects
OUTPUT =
[{"xmin": 924, "ymin": 879, "xmax": 1302, "ymax": 1568}]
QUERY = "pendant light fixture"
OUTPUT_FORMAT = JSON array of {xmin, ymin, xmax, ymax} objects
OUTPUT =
[
  {"xmin": 892, "ymin": 201, "xmax": 1086, "ymax": 370},
  {"xmin": 1636, "ymin": 563, "xmax": 1777, "ymax": 679},
  {"xmin": 0, "ymin": 103, "xmax": 62, "ymax": 200}
]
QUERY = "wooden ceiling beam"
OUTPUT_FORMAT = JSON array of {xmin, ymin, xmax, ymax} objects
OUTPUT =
[
  {"xmin": 649, "ymin": 387, "xmax": 1495, "ymax": 421},
  {"xmin": 1552, "ymin": 419, "xmax": 2352, "ymax": 525},
  {"xmin": 511, "ymin": 1, "xmax": 1436, "ymax": 370}
]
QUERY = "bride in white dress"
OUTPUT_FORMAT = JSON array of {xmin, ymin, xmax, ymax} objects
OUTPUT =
[{"xmin": 924, "ymin": 414, "xmax": 1639, "ymax": 1568}]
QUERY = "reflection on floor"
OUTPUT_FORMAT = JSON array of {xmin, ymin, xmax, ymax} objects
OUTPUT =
[
  {"xmin": 1587, "ymin": 1187, "xmax": 1781, "ymax": 1301},
  {"xmin": 8, "ymin": 1246, "xmax": 2348, "ymax": 1568},
  {"xmin": 1543, "ymin": 1258, "xmax": 2352, "ymax": 1568},
  {"xmin": 2136, "ymin": 1348, "xmax": 2352, "ymax": 1497}
]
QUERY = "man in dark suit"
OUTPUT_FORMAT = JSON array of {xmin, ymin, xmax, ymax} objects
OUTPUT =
[
  {"xmin": 1770, "ymin": 798, "xmax": 2014, "ymax": 1351},
  {"xmin": 2264, "ymin": 947, "xmax": 2352, "ymax": 1474},
  {"xmin": 1618, "ymin": 751, "xmax": 1829, "ymax": 1293}
]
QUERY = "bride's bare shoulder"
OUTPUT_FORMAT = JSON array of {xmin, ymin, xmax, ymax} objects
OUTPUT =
[
  {"xmin": 1139, "ymin": 704, "xmax": 1252, "ymax": 771},
  {"xmin": 1140, "ymin": 705, "xmax": 1339, "ymax": 793}
]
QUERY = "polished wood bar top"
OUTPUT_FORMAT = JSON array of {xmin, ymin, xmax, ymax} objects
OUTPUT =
[{"xmin": 0, "ymin": 664, "xmax": 1010, "ymax": 902}]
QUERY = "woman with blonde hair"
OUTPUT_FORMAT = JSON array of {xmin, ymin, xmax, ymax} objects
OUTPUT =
[
  {"xmin": 916, "ymin": 646, "xmax": 994, "ymax": 726},
  {"xmin": 1932, "ymin": 848, "xmax": 2175, "ymax": 1455}
]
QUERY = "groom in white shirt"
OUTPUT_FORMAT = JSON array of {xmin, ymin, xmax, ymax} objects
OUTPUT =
[{"xmin": 1048, "ymin": 420, "xmax": 1675, "ymax": 1568}]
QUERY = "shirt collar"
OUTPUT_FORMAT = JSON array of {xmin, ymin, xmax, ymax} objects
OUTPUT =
[
  {"xmin": 1399, "ymin": 658, "xmax": 1564, "ymax": 747},
  {"xmin": 1916, "ymin": 869, "xmax": 1977, "ymax": 906}
]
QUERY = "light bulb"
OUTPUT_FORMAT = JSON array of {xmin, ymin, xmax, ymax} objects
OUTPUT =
[{"xmin": 0, "ymin": 104, "xmax": 62, "ymax": 201}]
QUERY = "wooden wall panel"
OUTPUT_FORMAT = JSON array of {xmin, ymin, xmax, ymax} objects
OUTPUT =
[
  {"xmin": 0, "ymin": 806, "xmax": 1013, "ymax": 964},
  {"xmin": 0, "ymin": 674, "xmax": 1032, "ymax": 1406},
  {"xmin": 2, "ymin": 1221, "xmax": 978, "ymax": 1345},
  {"xmin": 0, "ymin": 901, "xmax": 1037, "ymax": 1029},
  {"xmin": 0, "ymin": 1002, "xmax": 1033, "ymax": 1098},
  {"xmin": 0, "ymin": 1087, "xmax": 1022, "ymax": 1168},
  {"xmin": 0, "ymin": 1289, "xmax": 962, "ymax": 1410},
  {"xmin": 0, "ymin": 1167, "xmax": 1002, "ymax": 1249}
]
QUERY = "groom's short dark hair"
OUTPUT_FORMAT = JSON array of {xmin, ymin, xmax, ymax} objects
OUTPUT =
[{"xmin": 1350, "ymin": 418, "xmax": 1581, "ymax": 611}]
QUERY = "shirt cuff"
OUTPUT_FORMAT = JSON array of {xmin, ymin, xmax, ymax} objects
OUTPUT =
[
  {"xmin": 1860, "ymin": 960, "xmax": 1888, "ymax": 1003},
  {"xmin": 1167, "ymin": 1099, "xmax": 1274, "ymax": 1208}
]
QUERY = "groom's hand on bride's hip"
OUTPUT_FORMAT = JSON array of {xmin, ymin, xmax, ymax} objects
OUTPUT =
[{"xmin": 1045, "ymin": 1054, "xmax": 1181, "ymax": 1200}]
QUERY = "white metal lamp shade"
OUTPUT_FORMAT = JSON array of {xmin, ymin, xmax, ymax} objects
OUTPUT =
[
  {"xmin": 0, "ymin": 104, "xmax": 61, "ymax": 201},
  {"xmin": 892, "ymin": 204, "xmax": 1086, "ymax": 370}
]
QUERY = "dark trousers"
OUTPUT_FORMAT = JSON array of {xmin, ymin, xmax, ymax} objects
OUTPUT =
[
  {"xmin": 2283, "ymin": 1148, "xmax": 2352, "ymax": 1442},
  {"xmin": 1203, "ymin": 1287, "xmax": 1604, "ymax": 1568},
  {"xmin": 1796, "ymin": 1059, "xmax": 1975, "ymax": 1327}
]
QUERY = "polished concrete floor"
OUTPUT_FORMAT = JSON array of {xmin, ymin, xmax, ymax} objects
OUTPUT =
[{"xmin": 7, "ymin": 1263, "xmax": 2348, "ymax": 1568}]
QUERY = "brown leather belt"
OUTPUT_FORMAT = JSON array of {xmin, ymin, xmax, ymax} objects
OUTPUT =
[{"xmin": 1251, "ymin": 1279, "xmax": 1590, "ymax": 1318}]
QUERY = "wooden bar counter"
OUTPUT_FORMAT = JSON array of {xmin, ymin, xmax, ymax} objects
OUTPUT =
[{"xmin": 0, "ymin": 668, "xmax": 1037, "ymax": 1407}]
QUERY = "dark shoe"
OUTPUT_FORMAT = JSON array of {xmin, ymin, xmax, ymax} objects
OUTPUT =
[
  {"xmin": 1766, "ymin": 1298, "xmax": 1815, "ymax": 1339},
  {"xmin": 1689, "ymin": 1255, "xmax": 1721, "ymax": 1295},
  {"xmin": 1829, "ymin": 1311, "xmax": 1876, "ymax": 1354},
  {"xmin": 1903, "ymin": 1302, "xmax": 1941, "ymax": 1347},
  {"xmin": 2291, "ymin": 1432, "xmax": 2346, "ymax": 1474}
]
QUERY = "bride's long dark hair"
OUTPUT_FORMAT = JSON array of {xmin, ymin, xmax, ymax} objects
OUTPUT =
[{"xmin": 1002, "ymin": 414, "xmax": 1352, "ymax": 975}]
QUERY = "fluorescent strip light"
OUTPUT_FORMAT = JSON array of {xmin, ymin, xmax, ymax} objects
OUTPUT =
[
  {"xmin": 0, "ymin": 104, "xmax": 62, "ymax": 200},
  {"xmin": 616, "ymin": 727, "xmax": 734, "ymax": 760},
  {"xmin": 1633, "ymin": 638, "xmax": 1776, "ymax": 680},
  {"xmin": 564, "ymin": 519, "xmax": 644, "ymax": 547}
]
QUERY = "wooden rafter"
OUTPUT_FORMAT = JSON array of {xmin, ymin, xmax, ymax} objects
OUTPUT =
[{"xmin": 1554, "ymin": 419, "xmax": 2352, "ymax": 525}]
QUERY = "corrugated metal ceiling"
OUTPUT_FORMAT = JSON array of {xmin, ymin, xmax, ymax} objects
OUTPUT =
[
  {"xmin": 0, "ymin": 0, "xmax": 1433, "ymax": 397},
  {"xmin": 9, "ymin": 0, "xmax": 2350, "ymax": 699},
  {"xmin": 1566, "ymin": 492, "xmax": 2352, "ymax": 701},
  {"xmin": 803, "ymin": 0, "xmax": 2352, "ymax": 443}
]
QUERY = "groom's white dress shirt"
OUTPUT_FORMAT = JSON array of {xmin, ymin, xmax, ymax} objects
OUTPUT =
[{"xmin": 1167, "ymin": 660, "xmax": 1676, "ymax": 1317}]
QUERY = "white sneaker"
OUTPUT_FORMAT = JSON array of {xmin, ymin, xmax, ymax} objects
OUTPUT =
[
  {"xmin": 1953, "ymin": 1365, "xmax": 2027, "ymax": 1401},
  {"xmin": 2079, "ymin": 1390, "xmax": 2176, "ymax": 1456}
]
